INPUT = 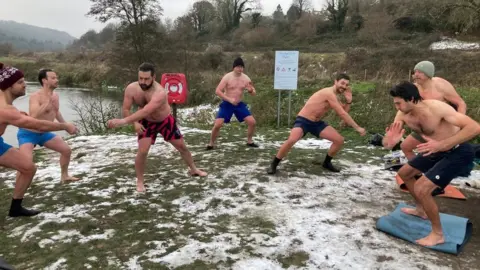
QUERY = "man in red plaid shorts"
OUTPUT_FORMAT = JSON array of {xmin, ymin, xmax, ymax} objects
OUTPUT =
[{"xmin": 107, "ymin": 63, "xmax": 207, "ymax": 192}]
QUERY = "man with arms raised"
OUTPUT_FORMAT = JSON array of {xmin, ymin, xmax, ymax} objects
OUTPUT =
[
  {"xmin": 16, "ymin": 68, "xmax": 79, "ymax": 184},
  {"xmin": 383, "ymin": 81, "xmax": 479, "ymax": 246},
  {"xmin": 0, "ymin": 63, "xmax": 77, "ymax": 217},
  {"xmin": 206, "ymin": 57, "xmax": 258, "ymax": 149},
  {"xmin": 267, "ymin": 74, "xmax": 366, "ymax": 174},
  {"xmin": 106, "ymin": 63, "xmax": 207, "ymax": 192},
  {"xmin": 399, "ymin": 61, "xmax": 466, "ymax": 160}
]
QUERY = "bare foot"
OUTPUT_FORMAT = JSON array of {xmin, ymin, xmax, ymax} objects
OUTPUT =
[
  {"xmin": 61, "ymin": 175, "xmax": 80, "ymax": 183},
  {"xmin": 137, "ymin": 182, "xmax": 146, "ymax": 192},
  {"xmin": 416, "ymin": 232, "xmax": 445, "ymax": 246},
  {"xmin": 401, "ymin": 207, "xmax": 428, "ymax": 219},
  {"xmin": 189, "ymin": 169, "xmax": 208, "ymax": 177}
]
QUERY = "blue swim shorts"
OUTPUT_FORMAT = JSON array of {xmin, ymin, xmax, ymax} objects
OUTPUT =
[
  {"xmin": 0, "ymin": 137, "xmax": 13, "ymax": 156},
  {"xmin": 17, "ymin": 128, "xmax": 56, "ymax": 147},
  {"xmin": 216, "ymin": 100, "xmax": 252, "ymax": 124}
]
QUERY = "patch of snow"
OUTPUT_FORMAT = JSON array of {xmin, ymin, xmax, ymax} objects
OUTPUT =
[
  {"xmin": 38, "ymin": 229, "xmax": 115, "ymax": 247},
  {"xmin": 231, "ymin": 258, "xmax": 283, "ymax": 270},
  {"xmin": 78, "ymin": 229, "xmax": 115, "ymax": 243},
  {"xmin": 257, "ymin": 137, "xmax": 332, "ymax": 150},
  {"xmin": 108, "ymin": 209, "xmax": 126, "ymax": 216},
  {"xmin": 430, "ymin": 37, "xmax": 480, "ymax": 50},
  {"xmin": 44, "ymin": 258, "xmax": 67, "ymax": 270},
  {"xmin": 178, "ymin": 104, "xmax": 218, "ymax": 123},
  {"xmin": 125, "ymin": 256, "xmax": 142, "ymax": 270}
]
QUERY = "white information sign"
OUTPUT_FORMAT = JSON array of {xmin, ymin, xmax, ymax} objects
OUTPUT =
[{"xmin": 274, "ymin": 50, "xmax": 299, "ymax": 90}]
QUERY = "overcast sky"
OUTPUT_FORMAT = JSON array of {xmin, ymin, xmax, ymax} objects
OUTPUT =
[{"xmin": 0, "ymin": 0, "xmax": 326, "ymax": 38}]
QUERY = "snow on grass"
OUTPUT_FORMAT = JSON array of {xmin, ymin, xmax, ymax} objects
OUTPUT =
[
  {"xmin": 44, "ymin": 258, "xmax": 67, "ymax": 270},
  {"xmin": 138, "ymin": 161, "xmax": 452, "ymax": 269},
  {"xmin": 430, "ymin": 37, "xmax": 480, "ymax": 50},
  {"xmin": 1, "ymin": 114, "xmax": 479, "ymax": 269},
  {"xmin": 256, "ymin": 136, "xmax": 333, "ymax": 150}
]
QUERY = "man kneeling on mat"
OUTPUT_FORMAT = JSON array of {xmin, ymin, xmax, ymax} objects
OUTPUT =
[
  {"xmin": 267, "ymin": 73, "xmax": 366, "ymax": 174},
  {"xmin": 106, "ymin": 63, "xmax": 207, "ymax": 192},
  {"xmin": 383, "ymin": 81, "xmax": 480, "ymax": 246}
]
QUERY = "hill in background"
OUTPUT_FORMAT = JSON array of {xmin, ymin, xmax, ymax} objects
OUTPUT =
[{"xmin": 0, "ymin": 20, "xmax": 77, "ymax": 52}]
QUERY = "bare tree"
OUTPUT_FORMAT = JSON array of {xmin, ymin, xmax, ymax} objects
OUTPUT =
[
  {"xmin": 215, "ymin": 0, "xmax": 257, "ymax": 31},
  {"xmin": 325, "ymin": 0, "xmax": 349, "ymax": 31},
  {"xmin": 292, "ymin": 0, "xmax": 312, "ymax": 17},
  {"xmin": 190, "ymin": 0, "xmax": 216, "ymax": 34},
  {"xmin": 273, "ymin": 4, "xmax": 285, "ymax": 21},
  {"xmin": 87, "ymin": 0, "xmax": 163, "ymax": 61},
  {"xmin": 69, "ymin": 94, "xmax": 121, "ymax": 135}
]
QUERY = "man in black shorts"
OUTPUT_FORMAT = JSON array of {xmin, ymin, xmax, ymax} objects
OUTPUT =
[
  {"xmin": 383, "ymin": 81, "xmax": 479, "ymax": 247},
  {"xmin": 267, "ymin": 74, "xmax": 366, "ymax": 174},
  {"xmin": 107, "ymin": 63, "xmax": 207, "ymax": 192}
]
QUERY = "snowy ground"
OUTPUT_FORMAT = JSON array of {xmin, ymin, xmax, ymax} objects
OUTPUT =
[
  {"xmin": 1, "ymin": 105, "xmax": 479, "ymax": 269},
  {"xmin": 430, "ymin": 37, "xmax": 480, "ymax": 50}
]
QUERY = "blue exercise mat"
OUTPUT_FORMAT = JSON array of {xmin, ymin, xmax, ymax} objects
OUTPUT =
[
  {"xmin": 0, "ymin": 256, "xmax": 14, "ymax": 270},
  {"xmin": 376, "ymin": 202, "xmax": 472, "ymax": 255}
]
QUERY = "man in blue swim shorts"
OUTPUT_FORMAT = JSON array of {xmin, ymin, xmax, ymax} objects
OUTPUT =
[
  {"xmin": 267, "ymin": 73, "xmax": 366, "ymax": 174},
  {"xmin": 383, "ymin": 81, "xmax": 480, "ymax": 247},
  {"xmin": 17, "ymin": 68, "xmax": 80, "ymax": 184},
  {"xmin": 206, "ymin": 57, "xmax": 258, "ymax": 150},
  {"xmin": 0, "ymin": 63, "xmax": 77, "ymax": 217}
]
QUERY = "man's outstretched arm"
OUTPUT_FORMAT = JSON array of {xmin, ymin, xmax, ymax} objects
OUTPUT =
[{"xmin": 4, "ymin": 108, "xmax": 74, "ymax": 133}]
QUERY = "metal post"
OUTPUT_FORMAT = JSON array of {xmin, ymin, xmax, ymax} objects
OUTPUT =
[
  {"xmin": 288, "ymin": 90, "xmax": 292, "ymax": 127},
  {"xmin": 173, "ymin": 103, "xmax": 177, "ymax": 120},
  {"xmin": 277, "ymin": 90, "xmax": 281, "ymax": 128}
]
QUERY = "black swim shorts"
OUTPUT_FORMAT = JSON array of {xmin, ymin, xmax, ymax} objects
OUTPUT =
[
  {"xmin": 293, "ymin": 116, "xmax": 329, "ymax": 138},
  {"xmin": 408, "ymin": 143, "xmax": 474, "ymax": 188}
]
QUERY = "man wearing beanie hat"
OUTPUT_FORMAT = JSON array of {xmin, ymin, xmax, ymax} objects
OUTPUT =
[
  {"xmin": 396, "ymin": 60, "xmax": 467, "ymax": 161},
  {"xmin": 0, "ymin": 62, "xmax": 78, "ymax": 217},
  {"xmin": 206, "ymin": 57, "xmax": 259, "ymax": 149}
]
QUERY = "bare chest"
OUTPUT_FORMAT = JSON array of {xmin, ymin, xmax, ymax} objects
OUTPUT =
[
  {"xmin": 37, "ymin": 97, "xmax": 57, "ymax": 115},
  {"xmin": 304, "ymin": 96, "xmax": 330, "ymax": 114},
  {"xmin": 420, "ymin": 88, "xmax": 444, "ymax": 101},
  {"xmin": 226, "ymin": 78, "xmax": 248, "ymax": 91},
  {"xmin": 133, "ymin": 92, "xmax": 154, "ymax": 107},
  {"xmin": 405, "ymin": 114, "xmax": 440, "ymax": 136}
]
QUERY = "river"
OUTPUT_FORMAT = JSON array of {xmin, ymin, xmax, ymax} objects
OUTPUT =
[{"xmin": 3, "ymin": 82, "xmax": 118, "ymax": 147}]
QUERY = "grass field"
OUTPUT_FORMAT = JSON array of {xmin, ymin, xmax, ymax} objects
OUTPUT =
[{"xmin": 1, "ymin": 105, "xmax": 480, "ymax": 270}]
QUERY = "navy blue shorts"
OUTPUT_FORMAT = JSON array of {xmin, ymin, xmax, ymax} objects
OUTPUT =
[
  {"xmin": 293, "ymin": 116, "xmax": 328, "ymax": 138},
  {"xmin": 216, "ymin": 101, "xmax": 251, "ymax": 123},
  {"xmin": 408, "ymin": 143, "xmax": 474, "ymax": 188}
]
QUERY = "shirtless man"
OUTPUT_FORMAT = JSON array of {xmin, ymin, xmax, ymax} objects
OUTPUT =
[
  {"xmin": 399, "ymin": 61, "xmax": 467, "ymax": 160},
  {"xmin": 16, "ymin": 69, "xmax": 79, "ymax": 184},
  {"xmin": 267, "ymin": 74, "xmax": 366, "ymax": 174},
  {"xmin": 206, "ymin": 57, "xmax": 258, "ymax": 149},
  {"xmin": 106, "ymin": 62, "xmax": 207, "ymax": 192},
  {"xmin": 383, "ymin": 81, "xmax": 479, "ymax": 247},
  {"xmin": 0, "ymin": 63, "xmax": 77, "ymax": 217}
]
